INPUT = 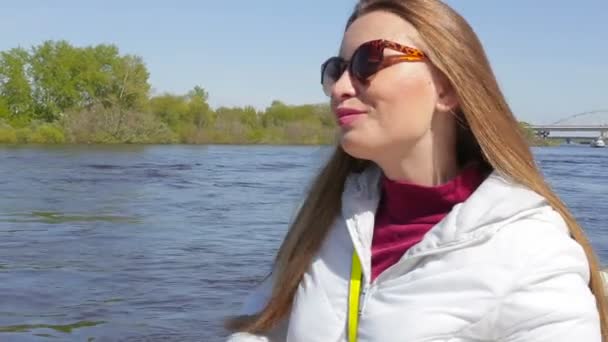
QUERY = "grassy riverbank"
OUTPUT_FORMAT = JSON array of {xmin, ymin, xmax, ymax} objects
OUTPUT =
[
  {"xmin": 0, "ymin": 118, "xmax": 552, "ymax": 147},
  {"xmin": 0, "ymin": 101, "xmax": 337, "ymax": 145},
  {"xmin": 0, "ymin": 102, "xmax": 555, "ymax": 147}
]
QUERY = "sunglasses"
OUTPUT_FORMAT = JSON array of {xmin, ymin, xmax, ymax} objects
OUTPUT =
[{"xmin": 320, "ymin": 39, "xmax": 426, "ymax": 96}]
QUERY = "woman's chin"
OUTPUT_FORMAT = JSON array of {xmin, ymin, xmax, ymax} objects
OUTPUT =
[{"xmin": 340, "ymin": 131, "xmax": 374, "ymax": 160}]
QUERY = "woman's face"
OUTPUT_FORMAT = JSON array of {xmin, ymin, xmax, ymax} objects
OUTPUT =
[{"xmin": 328, "ymin": 11, "xmax": 457, "ymax": 162}]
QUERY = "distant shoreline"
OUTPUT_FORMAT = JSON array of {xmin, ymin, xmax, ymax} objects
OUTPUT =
[{"xmin": 0, "ymin": 140, "xmax": 568, "ymax": 147}]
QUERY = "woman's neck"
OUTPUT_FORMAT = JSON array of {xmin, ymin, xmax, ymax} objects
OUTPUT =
[{"xmin": 375, "ymin": 131, "xmax": 461, "ymax": 186}]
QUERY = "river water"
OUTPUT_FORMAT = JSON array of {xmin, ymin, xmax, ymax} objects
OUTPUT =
[{"xmin": 0, "ymin": 144, "xmax": 606, "ymax": 341}]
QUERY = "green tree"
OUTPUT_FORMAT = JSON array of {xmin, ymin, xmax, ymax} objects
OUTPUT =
[
  {"xmin": 106, "ymin": 54, "xmax": 150, "ymax": 110},
  {"xmin": 77, "ymin": 44, "xmax": 121, "ymax": 108},
  {"xmin": 0, "ymin": 96, "xmax": 10, "ymax": 120},
  {"xmin": 149, "ymin": 93, "xmax": 189, "ymax": 129},
  {"xmin": 186, "ymin": 85, "xmax": 214, "ymax": 128},
  {"xmin": 29, "ymin": 40, "xmax": 82, "ymax": 120},
  {"xmin": 215, "ymin": 106, "xmax": 259, "ymax": 127},
  {"xmin": 261, "ymin": 100, "xmax": 288, "ymax": 127},
  {"xmin": 239, "ymin": 106, "xmax": 259, "ymax": 128},
  {"xmin": 0, "ymin": 48, "xmax": 34, "ymax": 120},
  {"xmin": 28, "ymin": 41, "xmax": 151, "ymax": 121},
  {"xmin": 312, "ymin": 103, "xmax": 335, "ymax": 127}
]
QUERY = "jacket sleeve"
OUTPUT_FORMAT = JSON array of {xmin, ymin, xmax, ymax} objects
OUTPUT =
[
  {"xmin": 494, "ymin": 218, "xmax": 602, "ymax": 342},
  {"xmin": 226, "ymin": 273, "xmax": 289, "ymax": 342}
]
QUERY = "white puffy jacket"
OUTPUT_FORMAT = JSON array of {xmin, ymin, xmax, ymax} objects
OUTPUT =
[{"xmin": 227, "ymin": 167, "xmax": 601, "ymax": 342}]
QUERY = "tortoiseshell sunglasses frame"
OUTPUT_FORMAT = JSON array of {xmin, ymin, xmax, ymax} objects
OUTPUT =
[{"xmin": 321, "ymin": 39, "xmax": 426, "ymax": 94}]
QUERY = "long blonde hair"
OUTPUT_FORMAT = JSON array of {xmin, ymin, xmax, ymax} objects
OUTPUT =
[{"xmin": 226, "ymin": 0, "xmax": 608, "ymax": 338}]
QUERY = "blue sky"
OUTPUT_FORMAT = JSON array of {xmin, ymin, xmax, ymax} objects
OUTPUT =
[{"xmin": 1, "ymin": 0, "xmax": 606, "ymax": 123}]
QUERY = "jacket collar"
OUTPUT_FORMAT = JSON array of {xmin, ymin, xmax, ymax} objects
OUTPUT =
[{"xmin": 341, "ymin": 165, "xmax": 549, "ymax": 281}]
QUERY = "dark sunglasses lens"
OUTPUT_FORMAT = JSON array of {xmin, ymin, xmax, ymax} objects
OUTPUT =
[
  {"xmin": 321, "ymin": 58, "xmax": 345, "ymax": 95},
  {"xmin": 351, "ymin": 43, "xmax": 381, "ymax": 81}
]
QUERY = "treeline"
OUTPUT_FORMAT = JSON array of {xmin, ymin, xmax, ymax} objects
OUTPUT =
[
  {"xmin": 0, "ymin": 40, "xmax": 545, "ymax": 146},
  {"xmin": 0, "ymin": 40, "xmax": 336, "ymax": 144}
]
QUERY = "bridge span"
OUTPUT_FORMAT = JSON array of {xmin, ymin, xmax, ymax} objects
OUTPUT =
[{"xmin": 530, "ymin": 110, "xmax": 608, "ymax": 139}]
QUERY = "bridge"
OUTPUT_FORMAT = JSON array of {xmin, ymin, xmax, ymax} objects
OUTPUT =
[{"xmin": 530, "ymin": 110, "xmax": 608, "ymax": 140}]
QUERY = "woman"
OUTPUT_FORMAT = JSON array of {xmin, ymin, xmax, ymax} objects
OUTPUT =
[{"xmin": 226, "ymin": 0, "xmax": 607, "ymax": 341}]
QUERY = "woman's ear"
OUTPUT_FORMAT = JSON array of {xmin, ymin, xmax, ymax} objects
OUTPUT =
[
  {"xmin": 432, "ymin": 67, "xmax": 459, "ymax": 113},
  {"xmin": 436, "ymin": 86, "xmax": 459, "ymax": 113}
]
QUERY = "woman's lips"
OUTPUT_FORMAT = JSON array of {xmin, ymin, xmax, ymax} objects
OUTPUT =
[
  {"xmin": 335, "ymin": 108, "xmax": 366, "ymax": 127},
  {"xmin": 337, "ymin": 114, "xmax": 365, "ymax": 126}
]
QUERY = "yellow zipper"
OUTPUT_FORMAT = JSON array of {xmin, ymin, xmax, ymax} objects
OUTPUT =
[{"xmin": 348, "ymin": 251, "xmax": 362, "ymax": 342}]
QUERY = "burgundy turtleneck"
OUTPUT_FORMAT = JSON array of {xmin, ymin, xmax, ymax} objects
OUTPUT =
[{"xmin": 371, "ymin": 165, "xmax": 486, "ymax": 281}]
